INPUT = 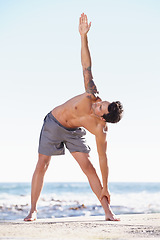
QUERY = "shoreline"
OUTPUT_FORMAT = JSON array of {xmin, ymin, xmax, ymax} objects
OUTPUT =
[{"xmin": 0, "ymin": 213, "xmax": 160, "ymax": 239}]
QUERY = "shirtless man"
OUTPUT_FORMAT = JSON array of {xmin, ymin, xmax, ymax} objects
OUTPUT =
[{"xmin": 24, "ymin": 13, "xmax": 123, "ymax": 222}]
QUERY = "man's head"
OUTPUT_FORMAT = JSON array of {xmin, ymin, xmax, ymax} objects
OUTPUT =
[
  {"xmin": 102, "ymin": 101, "xmax": 123, "ymax": 123},
  {"xmin": 92, "ymin": 101, "xmax": 123, "ymax": 123}
]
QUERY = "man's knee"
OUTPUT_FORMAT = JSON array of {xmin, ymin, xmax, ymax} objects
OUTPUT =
[
  {"xmin": 83, "ymin": 161, "xmax": 96, "ymax": 176},
  {"xmin": 36, "ymin": 154, "xmax": 51, "ymax": 172}
]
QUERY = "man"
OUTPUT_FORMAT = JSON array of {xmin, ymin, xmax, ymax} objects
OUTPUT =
[{"xmin": 24, "ymin": 13, "xmax": 123, "ymax": 222}]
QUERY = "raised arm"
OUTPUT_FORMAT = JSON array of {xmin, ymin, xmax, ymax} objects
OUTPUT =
[{"xmin": 79, "ymin": 13, "xmax": 99, "ymax": 96}]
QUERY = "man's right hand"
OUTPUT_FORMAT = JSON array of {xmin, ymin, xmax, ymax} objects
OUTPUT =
[
  {"xmin": 79, "ymin": 13, "xmax": 91, "ymax": 36},
  {"xmin": 99, "ymin": 188, "xmax": 111, "ymax": 205}
]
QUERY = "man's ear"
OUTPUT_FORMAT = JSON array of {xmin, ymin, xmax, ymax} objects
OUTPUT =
[{"xmin": 100, "ymin": 117, "xmax": 106, "ymax": 121}]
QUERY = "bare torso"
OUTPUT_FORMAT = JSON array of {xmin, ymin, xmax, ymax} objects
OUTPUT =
[{"xmin": 51, "ymin": 92, "xmax": 107, "ymax": 135}]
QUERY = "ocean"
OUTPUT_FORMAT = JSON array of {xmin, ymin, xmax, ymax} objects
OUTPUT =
[{"xmin": 0, "ymin": 182, "xmax": 160, "ymax": 220}]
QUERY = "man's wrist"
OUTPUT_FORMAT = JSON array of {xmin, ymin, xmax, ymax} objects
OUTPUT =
[
  {"xmin": 103, "ymin": 182, "xmax": 108, "ymax": 189},
  {"xmin": 81, "ymin": 33, "xmax": 87, "ymax": 39}
]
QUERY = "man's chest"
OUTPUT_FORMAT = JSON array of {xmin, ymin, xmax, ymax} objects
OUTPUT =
[{"xmin": 72, "ymin": 97, "xmax": 92, "ymax": 117}]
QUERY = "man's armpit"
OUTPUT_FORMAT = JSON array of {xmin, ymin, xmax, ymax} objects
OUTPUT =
[{"xmin": 83, "ymin": 67, "xmax": 99, "ymax": 95}]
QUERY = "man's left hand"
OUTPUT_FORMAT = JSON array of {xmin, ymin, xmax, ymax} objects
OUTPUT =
[
  {"xmin": 79, "ymin": 13, "xmax": 91, "ymax": 36},
  {"xmin": 99, "ymin": 188, "xmax": 111, "ymax": 204}
]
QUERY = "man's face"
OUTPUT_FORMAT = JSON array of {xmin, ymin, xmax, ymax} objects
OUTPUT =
[{"xmin": 92, "ymin": 101, "xmax": 110, "ymax": 117}]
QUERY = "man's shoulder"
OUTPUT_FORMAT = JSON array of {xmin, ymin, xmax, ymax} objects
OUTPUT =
[
  {"xmin": 83, "ymin": 117, "xmax": 107, "ymax": 137},
  {"xmin": 95, "ymin": 122, "xmax": 108, "ymax": 135}
]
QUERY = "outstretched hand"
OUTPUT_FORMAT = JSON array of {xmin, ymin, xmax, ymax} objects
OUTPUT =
[
  {"xmin": 99, "ymin": 188, "xmax": 111, "ymax": 205},
  {"xmin": 79, "ymin": 13, "xmax": 91, "ymax": 36}
]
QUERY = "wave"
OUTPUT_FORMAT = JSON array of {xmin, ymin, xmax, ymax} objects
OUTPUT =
[{"xmin": 0, "ymin": 182, "xmax": 160, "ymax": 220}]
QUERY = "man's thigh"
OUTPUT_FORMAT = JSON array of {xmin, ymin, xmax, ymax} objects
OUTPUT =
[{"xmin": 71, "ymin": 152, "xmax": 94, "ymax": 173}]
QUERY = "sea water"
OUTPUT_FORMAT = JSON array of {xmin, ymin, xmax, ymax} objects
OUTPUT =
[{"xmin": 0, "ymin": 182, "xmax": 160, "ymax": 220}]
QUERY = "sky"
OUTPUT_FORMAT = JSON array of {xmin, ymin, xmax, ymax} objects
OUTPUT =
[{"xmin": 0, "ymin": 0, "xmax": 160, "ymax": 183}]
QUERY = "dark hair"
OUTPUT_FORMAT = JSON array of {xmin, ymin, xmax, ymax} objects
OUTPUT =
[{"xmin": 102, "ymin": 101, "xmax": 123, "ymax": 123}]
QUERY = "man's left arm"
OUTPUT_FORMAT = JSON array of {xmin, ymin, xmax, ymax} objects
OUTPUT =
[{"xmin": 95, "ymin": 130, "xmax": 111, "ymax": 204}]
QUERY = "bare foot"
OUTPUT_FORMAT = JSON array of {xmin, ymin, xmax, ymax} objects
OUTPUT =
[
  {"xmin": 105, "ymin": 205, "xmax": 120, "ymax": 221},
  {"xmin": 24, "ymin": 210, "xmax": 37, "ymax": 221},
  {"xmin": 105, "ymin": 213, "xmax": 120, "ymax": 221}
]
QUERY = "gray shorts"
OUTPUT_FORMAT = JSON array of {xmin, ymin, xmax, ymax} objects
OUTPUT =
[{"xmin": 38, "ymin": 112, "xmax": 91, "ymax": 156}]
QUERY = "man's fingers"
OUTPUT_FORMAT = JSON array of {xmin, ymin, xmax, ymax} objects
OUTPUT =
[
  {"xmin": 99, "ymin": 193, "xmax": 104, "ymax": 201},
  {"xmin": 99, "ymin": 192, "xmax": 111, "ymax": 204},
  {"xmin": 81, "ymin": 13, "xmax": 84, "ymax": 23},
  {"xmin": 99, "ymin": 193, "xmax": 102, "ymax": 201},
  {"xmin": 80, "ymin": 13, "xmax": 89, "ymax": 24},
  {"xmin": 107, "ymin": 194, "xmax": 111, "ymax": 205},
  {"xmin": 79, "ymin": 17, "xmax": 81, "ymax": 25},
  {"xmin": 84, "ymin": 14, "xmax": 87, "ymax": 23}
]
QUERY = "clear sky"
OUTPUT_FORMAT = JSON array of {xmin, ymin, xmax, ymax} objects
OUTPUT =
[{"xmin": 0, "ymin": 0, "xmax": 160, "ymax": 182}]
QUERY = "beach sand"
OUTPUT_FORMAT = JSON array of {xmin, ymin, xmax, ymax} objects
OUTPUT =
[{"xmin": 0, "ymin": 213, "xmax": 160, "ymax": 240}]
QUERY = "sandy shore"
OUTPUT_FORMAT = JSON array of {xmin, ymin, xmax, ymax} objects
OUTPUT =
[{"xmin": 0, "ymin": 213, "xmax": 160, "ymax": 240}]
